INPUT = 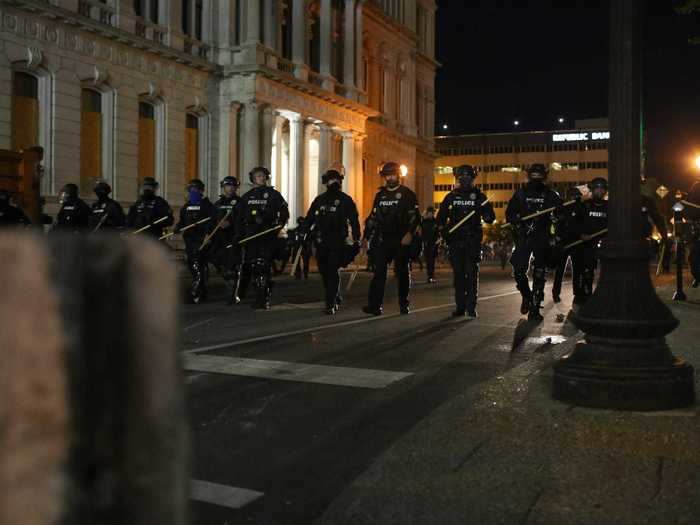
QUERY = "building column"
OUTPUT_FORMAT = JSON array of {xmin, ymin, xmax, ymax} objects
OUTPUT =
[
  {"xmin": 353, "ymin": 133, "xmax": 364, "ymax": 221},
  {"xmin": 319, "ymin": 0, "xmax": 333, "ymax": 81},
  {"xmin": 273, "ymin": 115, "xmax": 285, "ymax": 196},
  {"xmin": 289, "ymin": 114, "xmax": 305, "ymax": 225},
  {"xmin": 341, "ymin": 131, "xmax": 355, "ymax": 195},
  {"xmin": 292, "ymin": 0, "xmax": 308, "ymax": 80},
  {"xmin": 343, "ymin": 0, "xmax": 356, "ymax": 94},
  {"xmin": 318, "ymin": 123, "xmax": 333, "ymax": 195},
  {"xmin": 229, "ymin": 103, "xmax": 240, "ymax": 180},
  {"xmin": 263, "ymin": 0, "xmax": 277, "ymax": 50},
  {"xmin": 261, "ymin": 105, "xmax": 275, "ymax": 170},
  {"xmin": 241, "ymin": 101, "xmax": 261, "ymax": 191},
  {"xmin": 355, "ymin": 0, "xmax": 364, "ymax": 94},
  {"xmin": 246, "ymin": 0, "xmax": 261, "ymax": 43},
  {"xmin": 304, "ymin": 124, "xmax": 316, "ymax": 213}
]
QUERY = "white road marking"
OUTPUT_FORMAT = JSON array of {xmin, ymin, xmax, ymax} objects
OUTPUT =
[
  {"xmin": 183, "ymin": 290, "xmax": 520, "ymax": 355},
  {"xmin": 190, "ymin": 479, "xmax": 263, "ymax": 509},
  {"xmin": 184, "ymin": 317, "xmax": 217, "ymax": 332},
  {"xmin": 183, "ymin": 354, "xmax": 413, "ymax": 389}
]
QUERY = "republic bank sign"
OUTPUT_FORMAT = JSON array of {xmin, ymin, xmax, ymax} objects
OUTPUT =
[{"xmin": 552, "ymin": 131, "xmax": 610, "ymax": 142}]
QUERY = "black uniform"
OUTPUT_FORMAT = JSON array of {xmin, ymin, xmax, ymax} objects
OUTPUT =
[
  {"xmin": 305, "ymin": 187, "xmax": 361, "ymax": 311},
  {"xmin": 506, "ymin": 181, "xmax": 562, "ymax": 315},
  {"xmin": 0, "ymin": 193, "xmax": 31, "ymax": 228},
  {"xmin": 288, "ymin": 220, "xmax": 312, "ymax": 279},
  {"xmin": 551, "ymin": 198, "xmax": 585, "ymax": 302},
  {"xmin": 126, "ymin": 195, "xmax": 174, "ymax": 238},
  {"xmin": 175, "ymin": 197, "xmax": 217, "ymax": 302},
  {"xmin": 364, "ymin": 185, "xmax": 420, "ymax": 312},
  {"xmin": 89, "ymin": 197, "xmax": 125, "ymax": 231},
  {"xmin": 421, "ymin": 214, "xmax": 438, "ymax": 281},
  {"xmin": 571, "ymin": 199, "xmax": 608, "ymax": 299},
  {"xmin": 54, "ymin": 196, "xmax": 91, "ymax": 233},
  {"xmin": 437, "ymin": 186, "xmax": 496, "ymax": 315},
  {"xmin": 238, "ymin": 185, "xmax": 290, "ymax": 309},
  {"xmin": 212, "ymin": 194, "xmax": 243, "ymax": 304}
]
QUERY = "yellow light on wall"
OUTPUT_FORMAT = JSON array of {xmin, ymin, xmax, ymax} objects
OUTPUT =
[
  {"xmin": 400, "ymin": 164, "xmax": 408, "ymax": 177},
  {"xmin": 695, "ymin": 155, "xmax": 700, "ymax": 171}
]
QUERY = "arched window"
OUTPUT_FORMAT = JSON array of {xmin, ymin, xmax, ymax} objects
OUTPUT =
[
  {"xmin": 80, "ymin": 89, "xmax": 103, "ymax": 194},
  {"xmin": 138, "ymin": 101, "xmax": 156, "ymax": 185},
  {"xmin": 185, "ymin": 113, "xmax": 200, "ymax": 183},
  {"xmin": 11, "ymin": 72, "xmax": 39, "ymax": 151}
]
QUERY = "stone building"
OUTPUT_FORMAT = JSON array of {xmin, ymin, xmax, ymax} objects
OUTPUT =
[{"xmin": 0, "ymin": 0, "xmax": 437, "ymax": 222}]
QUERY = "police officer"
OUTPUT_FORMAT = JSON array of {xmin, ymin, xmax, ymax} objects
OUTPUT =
[
  {"xmin": 551, "ymin": 186, "xmax": 583, "ymax": 304},
  {"xmin": 422, "ymin": 206, "xmax": 438, "ymax": 283},
  {"xmin": 212, "ymin": 176, "xmax": 243, "ymax": 305},
  {"xmin": 505, "ymin": 164, "xmax": 562, "ymax": 321},
  {"xmin": 174, "ymin": 179, "xmax": 217, "ymax": 304},
  {"xmin": 239, "ymin": 166, "xmax": 290, "ymax": 310},
  {"xmin": 290, "ymin": 216, "xmax": 312, "ymax": 280},
  {"xmin": 0, "ymin": 190, "xmax": 31, "ymax": 228},
  {"xmin": 572, "ymin": 178, "xmax": 608, "ymax": 304},
  {"xmin": 126, "ymin": 177, "xmax": 174, "ymax": 238},
  {"xmin": 89, "ymin": 181, "xmax": 125, "ymax": 232},
  {"xmin": 362, "ymin": 161, "xmax": 420, "ymax": 316},
  {"xmin": 304, "ymin": 168, "xmax": 361, "ymax": 315},
  {"xmin": 53, "ymin": 183, "xmax": 91, "ymax": 233},
  {"xmin": 437, "ymin": 165, "xmax": 496, "ymax": 317},
  {"xmin": 686, "ymin": 181, "xmax": 700, "ymax": 287}
]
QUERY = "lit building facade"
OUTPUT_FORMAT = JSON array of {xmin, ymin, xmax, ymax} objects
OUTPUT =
[
  {"xmin": 0, "ymin": 0, "xmax": 437, "ymax": 223},
  {"xmin": 433, "ymin": 119, "xmax": 609, "ymax": 221}
]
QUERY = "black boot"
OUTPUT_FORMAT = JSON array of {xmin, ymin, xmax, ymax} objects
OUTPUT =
[
  {"xmin": 362, "ymin": 305, "xmax": 383, "ymax": 316},
  {"xmin": 520, "ymin": 295, "xmax": 531, "ymax": 315}
]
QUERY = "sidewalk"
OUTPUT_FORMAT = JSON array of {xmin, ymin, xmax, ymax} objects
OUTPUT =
[{"xmin": 318, "ymin": 280, "xmax": 700, "ymax": 525}]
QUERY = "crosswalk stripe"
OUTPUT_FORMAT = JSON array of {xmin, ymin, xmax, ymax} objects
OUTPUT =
[
  {"xmin": 182, "ymin": 290, "xmax": 519, "ymax": 355},
  {"xmin": 184, "ymin": 354, "xmax": 413, "ymax": 389},
  {"xmin": 190, "ymin": 479, "xmax": 263, "ymax": 509}
]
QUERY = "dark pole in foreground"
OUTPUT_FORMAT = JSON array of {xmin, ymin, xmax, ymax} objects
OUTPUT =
[
  {"xmin": 672, "ymin": 193, "xmax": 687, "ymax": 301},
  {"xmin": 552, "ymin": 0, "xmax": 695, "ymax": 410}
]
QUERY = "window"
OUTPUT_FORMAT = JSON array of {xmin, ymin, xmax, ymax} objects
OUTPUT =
[
  {"xmin": 80, "ymin": 89, "xmax": 103, "ymax": 194},
  {"xmin": 185, "ymin": 113, "xmax": 199, "ymax": 183},
  {"xmin": 138, "ymin": 101, "xmax": 156, "ymax": 185},
  {"xmin": 182, "ymin": 0, "xmax": 204, "ymax": 39},
  {"xmin": 11, "ymin": 72, "xmax": 39, "ymax": 152},
  {"xmin": 134, "ymin": 0, "xmax": 160, "ymax": 24}
]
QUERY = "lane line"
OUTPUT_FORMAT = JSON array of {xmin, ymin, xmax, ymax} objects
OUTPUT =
[
  {"xmin": 190, "ymin": 479, "xmax": 263, "ymax": 509},
  {"xmin": 184, "ymin": 317, "xmax": 217, "ymax": 332},
  {"xmin": 182, "ymin": 290, "xmax": 519, "ymax": 355},
  {"xmin": 183, "ymin": 354, "xmax": 414, "ymax": 389}
]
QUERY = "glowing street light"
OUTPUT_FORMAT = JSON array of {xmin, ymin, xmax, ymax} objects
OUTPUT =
[
  {"xmin": 513, "ymin": 120, "xmax": 520, "ymax": 127},
  {"xmin": 558, "ymin": 117, "xmax": 565, "ymax": 124},
  {"xmin": 400, "ymin": 164, "xmax": 408, "ymax": 177}
]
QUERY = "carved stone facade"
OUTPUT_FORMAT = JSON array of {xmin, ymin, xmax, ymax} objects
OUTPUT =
[{"xmin": 1, "ymin": 0, "xmax": 437, "ymax": 221}]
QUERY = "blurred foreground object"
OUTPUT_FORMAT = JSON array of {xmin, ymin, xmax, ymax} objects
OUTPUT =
[{"xmin": 0, "ymin": 233, "xmax": 187, "ymax": 525}]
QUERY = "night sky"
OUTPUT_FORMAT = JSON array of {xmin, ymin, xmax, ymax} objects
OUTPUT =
[{"xmin": 435, "ymin": 1, "xmax": 700, "ymax": 190}]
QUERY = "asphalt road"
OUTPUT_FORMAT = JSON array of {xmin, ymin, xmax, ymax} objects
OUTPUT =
[{"xmin": 182, "ymin": 264, "xmax": 578, "ymax": 524}]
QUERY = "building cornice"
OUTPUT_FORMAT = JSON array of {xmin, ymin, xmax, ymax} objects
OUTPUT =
[
  {"xmin": 4, "ymin": 0, "xmax": 217, "ymax": 72},
  {"xmin": 223, "ymin": 64, "xmax": 380, "ymax": 120},
  {"xmin": 364, "ymin": 1, "xmax": 418, "ymax": 45}
]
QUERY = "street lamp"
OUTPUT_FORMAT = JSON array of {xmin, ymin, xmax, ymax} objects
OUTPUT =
[
  {"xmin": 513, "ymin": 120, "xmax": 519, "ymax": 127},
  {"xmin": 442, "ymin": 124, "xmax": 449, "ymax": 131},
  {"xmin": 558, "ymin": 117, "xmax": 565, "ymax": 124},
  {"xmin": 552, "ymin": 0, "xmax": 694, "ymax": 411}
]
